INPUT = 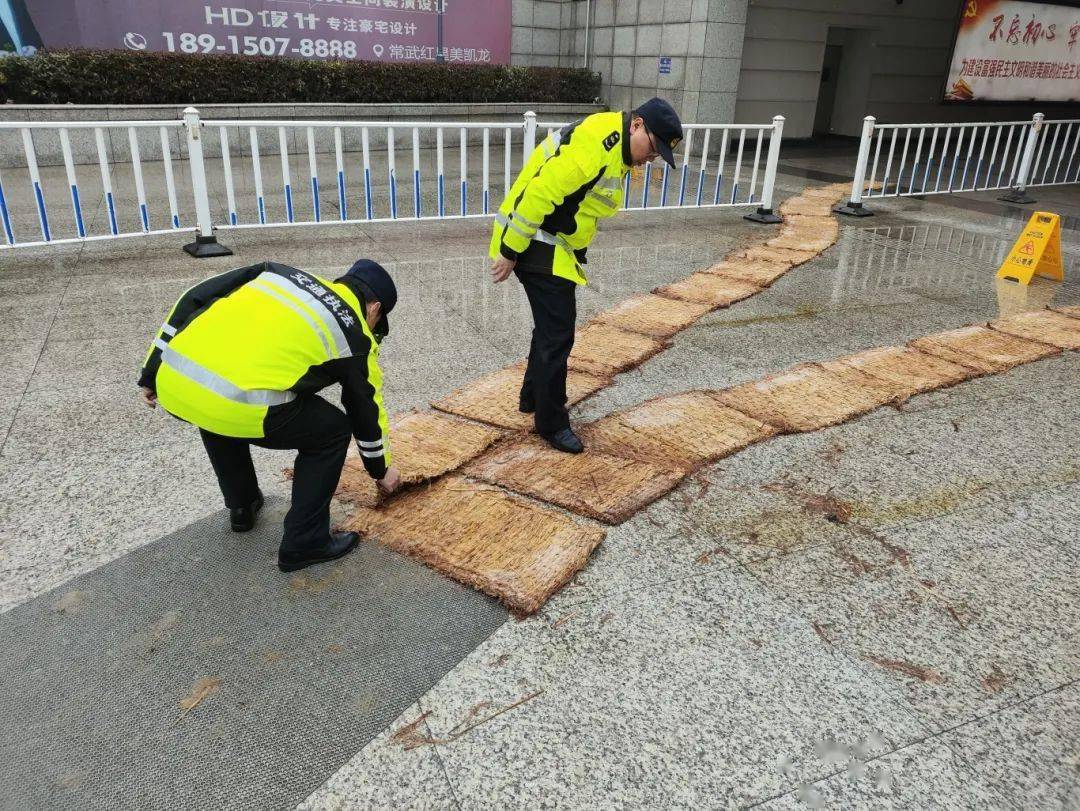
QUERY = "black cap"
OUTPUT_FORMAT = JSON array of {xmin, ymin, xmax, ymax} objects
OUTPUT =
[
  {"xmin": 341, "ymin": 259, "xmax": 397, "ymax": 337},
  {"xmin": 633, "ymin": 97, "xmax": 684, "ymax": 167}
]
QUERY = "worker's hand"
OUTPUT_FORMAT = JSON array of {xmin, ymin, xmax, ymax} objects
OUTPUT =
[
  {"xmin": 377, "ymin": 465, "xmax": 401, "ymax": 495},
  {"xmin": 140, "ymin": 386, "xmax": 158, "ymax": 409},
  {"xmin": 491, "ymin": 256, "xmax": 516, "ymax": 284}
]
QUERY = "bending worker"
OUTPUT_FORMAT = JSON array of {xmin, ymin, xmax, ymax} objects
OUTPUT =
[
  {"xmin": 489, "ymin": 97, "xmax": 683, "ymax": 453},
  {"xmin": 138, "ymin": 259, "xmax": 401, "ymax": 573}
]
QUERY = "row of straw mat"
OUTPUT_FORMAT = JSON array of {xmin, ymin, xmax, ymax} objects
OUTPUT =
[
  {"xmin": 429, "ymin": 183, "xmax": 853, "ymax": 434},
  {"xmin": 344, "ymin": 308, "xmax": 1080, "ymax": 613}
]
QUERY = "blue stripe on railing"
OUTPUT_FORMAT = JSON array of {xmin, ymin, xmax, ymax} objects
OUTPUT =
[
  {"xmin": 311, "ymin": 177, "xmax": 321, "ymax": 222},
  {"xmin": 678, "ymin": 165, "xmax": 688, "ymax": 206},
  {"xmin": 642, "ymin": 164, "xmax": 651, "ymax": 208},
  {"xmin": 389, "ymin": 171, "xmax": 397, "ymax": 219},
  {"xmin": 257, "ymin": 196, "xmax": 266, "ymax": 225},
  {"xmin": 483, "ymin": 188, "xmax": 489, "ymax": 215},
  {"xmin": 171, "ymin": 214, "xmax": 180, "ymax": 229},
  {"xmin": 106, "ymin": 192, "xmax": 118, "ymax": 235},
  {"xmin": 413, "ymin": 169, "xmax": 421, "ymax": 217},
  {"xmin": 959, "ymin": 157, "xmax": 971, "ymax": 190},
  {"xmin": 0, "ymin": 180, "xmax": 14, "ymax": 244},
  {"xmin": 34, "ymin": 183, "xmax": 51, "ymax": 241},
  {"xmin": 730, "ymin": 182, "xmax": 738, "ymax": 205},
  {"xmin": 230, "ymin": 211, "xmax": 238, "ymax": 226},
  {"xmin": 461, "ymin": 180, "xmax": 467, "ymax": 215},
  {"xmin": 660, "ymin": 165, "xmax": 669, "ymax": 207},
  {"xmin": 713, "ymin": 172, "xmax": 723, "ymax": 205},
  {"xmin": 284, "ymin": 184, "xmax": 294, "ymax": 223},
  {"xmin": 139, "ymin": 202, "xmax": 149, "ymax": 232},
  {"xmin": 438, "ymin": 174, "xmax": 445, "ymax": 217},
  {"xmin": 696, "ymin": 170, "xmax": 704, "ymax": 206},
  {"xmin": 623, "ymin": 172, "xmax": 630, "ymax": 205},
  {"xmin": 70, "ymin": 185, "xmax": 85, "ymax": 238},
  {"xmin": 338, "ymin": 171, "xmax": 347, "ymax": 221},
  {"xmin": 364, "ymin": 168, "xmax": 373, "ymax": 220}
]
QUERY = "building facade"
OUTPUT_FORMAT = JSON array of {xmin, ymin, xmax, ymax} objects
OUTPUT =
[{"xmin": 510, "ymin": 0, "xmax": 1078, "ymax": 136}]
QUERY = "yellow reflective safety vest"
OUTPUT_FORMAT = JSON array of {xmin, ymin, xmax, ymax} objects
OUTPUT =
[
  {"xmin": 138, "ymin": 262, "xmax": 391, "ymax": 476},
  {"xmin": 490, "ymin": 110, "xmax": 631, "ymax": 285}
]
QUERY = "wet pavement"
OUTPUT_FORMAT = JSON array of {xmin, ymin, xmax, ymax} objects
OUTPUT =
[{"xmin": 0, "ymin": 165, "xmax": 1077, "ymax": 808}]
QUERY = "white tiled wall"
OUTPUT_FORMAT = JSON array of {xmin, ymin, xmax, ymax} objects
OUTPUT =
[{"xmin": 512, "ymin": 0, "xmax": 752, "ymax": 125}]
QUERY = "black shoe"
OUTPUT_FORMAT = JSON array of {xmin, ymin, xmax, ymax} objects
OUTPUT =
[
  {"xmin": 277, "ymin": 531, "xmax": 360, "ymax": 573},
  {"xmin": 541, "ymin": 427, "xmax": 584, "ymax": 454},
  {"xmin": 230, "ymin": 492, "xmax": 264, "ymax": 533},
  {"xmin": 519, "ymin": 395, "xmax": 535, "ymax": 414}
]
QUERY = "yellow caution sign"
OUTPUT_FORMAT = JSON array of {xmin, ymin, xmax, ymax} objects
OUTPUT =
[{"xmin": 997, "ymin": 212, "xmax": 1064, "ymax": 285}]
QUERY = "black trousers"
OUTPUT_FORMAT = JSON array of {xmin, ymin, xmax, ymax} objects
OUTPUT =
[
  {"xmin": 516, "ymin": 269, "xmax": 577, "ymax": 435},
  {"xmin": 199, "ymin": 395, "xmax": 351, "ymax": 553}
]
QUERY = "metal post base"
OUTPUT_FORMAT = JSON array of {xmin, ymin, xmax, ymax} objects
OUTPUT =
[
  {"xmin": 743, "ymin": 207, "xmax": 783, "ymax": 224},
  {"xmin": 998, "ymin": 188, "xmax": 1036, "ymax": 204},
  {"xmin": 183, "ymin": 233, "xmax": 233, "ymax": 258},
  {"xmin": 833, "ymin": 200, "xmax": 874, "ymax": 217}
]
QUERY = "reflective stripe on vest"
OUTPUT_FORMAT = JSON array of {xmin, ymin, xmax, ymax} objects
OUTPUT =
[
  {"xmin": 161, "ymin": 344, "xmax": 297, "ymax": 407},
  {"xmin": 249, "ymin": 278, "xmax": 333, "ymax": 360},
  {"xmin": 587, "ymin": 190, "xmax": 618, "ymax": 209},
  {"xmin": 540, "ymin": 130, "xmax": 564, "ymax": 159},
  {"xmin": 255, "ymin": 271, "xmax": 353, "ymax": 359},
  {"xmin": 495, "ymin": 213, "xmax": 577, "ymax": 256}
]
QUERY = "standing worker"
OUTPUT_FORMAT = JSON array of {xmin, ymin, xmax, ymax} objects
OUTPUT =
[
  {"xmin": 489, "ymin": 98, "xmax": 683, "ymax": 453},
  {"xmin": 138, "ymin": 259, "xmax": 401, "ymax": 573}
]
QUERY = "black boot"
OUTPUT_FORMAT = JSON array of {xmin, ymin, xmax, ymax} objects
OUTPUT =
[
  {"xmin": 230, "ymin": 491, "xmax": 264, "ymax": 532},
  {"xmin": 277, "ymin": 531, "xmax": 361, "ymax": 573},
  {"xmin": 519, "ymin": 389, "xmax": 535, "ymax": 414},
  {"xmin": 541, "ymin": 427, "xmax": 584, "ymax": 454}
]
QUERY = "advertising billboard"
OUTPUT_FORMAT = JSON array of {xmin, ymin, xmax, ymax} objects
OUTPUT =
[
  {"xmin": 945, "ymin": 0, "xmax": 1080, "ymax": 102},
  {"xmin": 0, "ymin": 1, "xmax": 511, "ymax": 65}
]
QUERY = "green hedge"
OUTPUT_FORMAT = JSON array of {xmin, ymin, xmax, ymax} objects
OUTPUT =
[{"xmin": 0, "ymin": 49, "xmax": 601, "ymax": 105}]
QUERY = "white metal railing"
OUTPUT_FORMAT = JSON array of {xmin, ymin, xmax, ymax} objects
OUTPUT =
[
  {"xmin": 0, "ymin": 119, "xmax": 188, "ymax": 248},
  {"xmin": 837, "ymin": 113, "xmax": 1080, "ymax": 216},
  {"xmin": 0, "ymin": 108, "xmax": 787, "ymax": 254}
]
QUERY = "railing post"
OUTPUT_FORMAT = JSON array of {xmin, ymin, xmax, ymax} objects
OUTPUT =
[
  {"xmin": 999, "ymin": 112, "xmax": 1042, "ymax": 204},
  {"xmin": 744, "ymin": 115, "xmax": 785, "ymax": 224},
  {"xmin": 835, "ymin": 115, "xmax": 876, "ymax": 216},
  {"xmin": 181, "ymin": 106, "xmax": 232, "ymax": 258},
  {"xmin": 522, "ymin": 110, "xmax": 537, "ymax": 164}
]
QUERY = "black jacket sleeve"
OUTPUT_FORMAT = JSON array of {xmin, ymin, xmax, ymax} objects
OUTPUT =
[
  {"xmin": 137, "ymin": 262, "xmax": 270, "ymax": 390},
  {"xmin": 323, "ymin": 353, "xmax": 391, "ymax": 480}
]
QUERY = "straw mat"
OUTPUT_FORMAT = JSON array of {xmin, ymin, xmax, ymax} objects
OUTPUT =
[
  {"xmin": 464, "ymin": 436, "xmax": 686, "ymax": 524},
  {"xmin": 909, "ymin": 325, "xmax": 1060, "ymax": 375},
  {"xmin": 653, "ymin": 273, "xmax": 761, "ymax": 308},
  {"xmin": 734, "ymin": 244, "xmax": 817, "ymax": 269},
  {"xmin": 703, "ymin": 257, "xmax": 792, "ymax": 287},
  {"xmin": 344, "ymin": 476, "xmax": 605, "ymax": 615},
  {"xmin": 590, "ymin": 293, "xmax": 712, "ymax": 338},
  {"xmin": 577, "ymin": 391, "xmax": 778, "ymax": 471},
  {"xmin": 826, "ymin": 346, "xmax": 975, "ymax": 404},
  {"xmin": 715, "ymin": 362, "xmax": 892, "ymax": 432},
  {"xmin": 433, "ymin": 363, "xmax": 610, "ymax": 430},
  {"xmin": 780, "ymin": 197, "xmax": 836, "ymax": 216},
  {"xmin": 567, "ymin": 322, "xmax": 669, "ymax": 377},
  {"xmin": 989, "ymin": 309, "xmax": 1080, "ymax": 351},
  {"xmin": 335, "ymin": 410, "xmax": 505, "ymax": 507}
]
